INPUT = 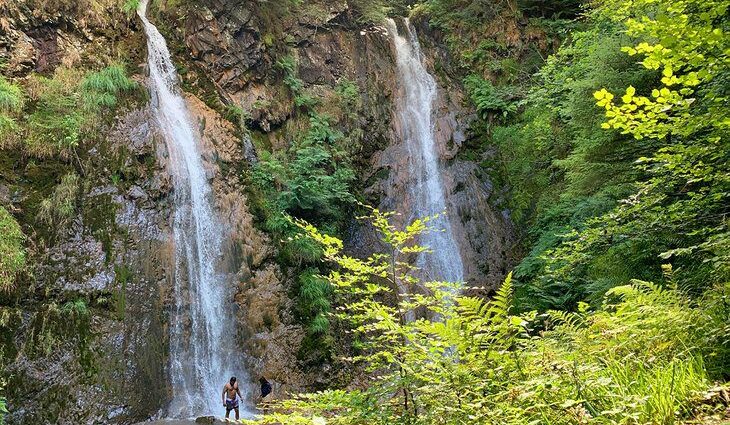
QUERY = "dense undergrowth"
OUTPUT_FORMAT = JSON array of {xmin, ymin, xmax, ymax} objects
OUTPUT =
[
  {"xmin": 444, "ymin": 0, "xmax": 730, "ymax": 313},
  {"xmin": 246, "ymin": 211, "xmax": 729, "ymax": 424}
]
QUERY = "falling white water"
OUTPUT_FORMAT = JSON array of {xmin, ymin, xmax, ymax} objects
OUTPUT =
[
  {"xmin": 138, "ymin": 0, "xmax": 245, "ymax": 417},
  {"xmin": 386, "ymin": 18, "xmax": 464, "ymax": 284}
]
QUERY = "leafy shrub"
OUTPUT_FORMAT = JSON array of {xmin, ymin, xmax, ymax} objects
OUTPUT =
[
  {"xmin": 298, "ymin": 269, "xmax": 333, "ymax": 335},
  {"xmin": 253, "ymin": 114, "xmax": 354, "ymax": 233},
  {"xmin": 335, "ymin": 78, "xmax": 361, "ymax": 120},
  {"xmin": 277, "ymin": 55, "xmax": 320, "ymax": 112},
  {"xmin": 277, "ymin": 55, "xmax": 303, "ymax": 93},
  {"xmin": 464, "ymin": 74, "xmax": 517, "ymax": 119}
]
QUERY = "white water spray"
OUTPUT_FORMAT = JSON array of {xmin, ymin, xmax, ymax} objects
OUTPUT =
[
  {"xmin": 138, "ymin": 0, "xmax": 245, "ymax": 417},
  {"xmin": 386, "ymin": 18, "xmax": 464, "ymax": 283}
]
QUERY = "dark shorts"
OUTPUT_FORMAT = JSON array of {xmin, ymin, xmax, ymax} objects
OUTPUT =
[{"xmin": 226, "ymin": 398, "xmax": 239, "ymax": 411}]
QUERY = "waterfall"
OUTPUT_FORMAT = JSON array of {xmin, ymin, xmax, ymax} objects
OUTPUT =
[
  {"xmin": 385, "ymin": 18, "xmax": 465, "ymax": 284},
  {"xmin": 138, "ymin": 0, "xmax": 245, "ymax": 417}
]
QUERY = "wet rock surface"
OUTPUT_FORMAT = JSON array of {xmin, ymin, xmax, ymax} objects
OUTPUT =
[
  {"xmin": 4, "ymin": 106, "xmax": 172, "ymax": 424},
  {"xmin": 185, "ymin": 94, "xmax": 309, "ymax": 398}
]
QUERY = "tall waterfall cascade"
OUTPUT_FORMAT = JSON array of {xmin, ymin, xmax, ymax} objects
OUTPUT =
[
  {"xmin": 138, "ymin": 0, "xmax": 245, "ymax": 417},
  {"xmin": 385, "ymin": 18, "xmax": 465, "ymax": 284}
]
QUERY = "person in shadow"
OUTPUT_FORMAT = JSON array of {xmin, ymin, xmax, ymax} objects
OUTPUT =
[{"xmin": 259, "ymin": 376, "xmax": 273, "ymax": 413}]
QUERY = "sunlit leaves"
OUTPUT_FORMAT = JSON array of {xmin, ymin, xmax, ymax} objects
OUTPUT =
[{"xmin": 595, "ymin": 0, "xmax": 728, "ymax": 140}]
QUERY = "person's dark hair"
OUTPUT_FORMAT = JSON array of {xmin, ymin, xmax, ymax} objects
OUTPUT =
[
  {"xmin": 230, "ymin": 376, "xmax": 237, "ymax": 384},
  {"xmin": 259, "ymin": 376, "xmax": 268, "ymax": 384}
]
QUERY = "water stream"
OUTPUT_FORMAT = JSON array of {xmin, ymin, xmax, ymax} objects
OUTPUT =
[
  {"xmin": 385, "ymin": 18, "xmax": 465, "ymax": 284},
  {"xmin": 138, "ymin": 0, "xmax": 245, "ymax": 417}
]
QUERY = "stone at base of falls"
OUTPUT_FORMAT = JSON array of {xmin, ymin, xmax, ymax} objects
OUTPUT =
[{"xmin": 135, "ymin": 417, "xmax": 230, "ymax": 425}]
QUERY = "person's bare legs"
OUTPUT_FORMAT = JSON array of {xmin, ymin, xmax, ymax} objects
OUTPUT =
[
  {"xmin": 234, "ymin": 407, "xmax": 240, "ymax": 420},
  {"xmin": 225, "ymin": 407, "xmax": 230, "ymax": 419}
]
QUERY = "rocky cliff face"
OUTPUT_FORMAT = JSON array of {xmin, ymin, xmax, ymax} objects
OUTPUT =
[
  {"xmin": 1, "ymin": 0, "xmax": 514, "ymax": 423},
  {"xmin": 182, "ymin": 94, "xmax": 310, "ymax": 400},
  {"xmin": 0, "ymin": 2, "xmax": 173, "ymax": 423},
  {"xmin": 2, "ymin": 104, "xmax": 172, "ymax": 424},
  {"xmin": 178, "ymin": 0, "xmax": 514, "ymax": 291}
]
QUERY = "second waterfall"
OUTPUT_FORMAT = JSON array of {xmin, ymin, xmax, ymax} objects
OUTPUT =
[
  {"xmin": 385, "ymin": 18, "xmax": 465, "ymax": 284},
  {"xmin": 138, "ymin": 0, "xmax": 246, "ymax": 418}
]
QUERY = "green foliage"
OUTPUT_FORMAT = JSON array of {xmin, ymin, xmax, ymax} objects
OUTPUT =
[
  {"xmin": 246, "ymin": 213, "xmax": 729, "ymax": 424},
  {"xmin": 251, "ymin": 111, "xmax": 355, "ymax": 352},
  {"xmin": 517, "ymin": 0, "xmax": 730, "ymax": 308},
  {"xmin": 0, "ymin": 382, "xmax": 6, "ymax": 425},
  {"xmin": 224, "ymin": 103, "xmax": 246, "ymax": 127},
  {"xmin": 80, "ymin": 65, "xmax": 137, "ymax": 111},
  {"xmin": 298, "ymin": 269, "xmax": 333, "ymax": 335},
  {"xmin": 0, "ymin": 77, "xmax": 22, "ymax": 112},
  {"xmin": 122, "ymin": 0, "xmax": 139, "ymax": 13},
  {"xmin": 348, "ymin": 0, "xmax": 390, "ymax": 24},
  {"xmin": 277, "ymin": 55, "xmax": 319, "ymax": 111},
  {"xmin": 19, "ymin": 65, "xmax": 136, "ymax": 159},
  {"xmin": 24, "ymin": 69, "xmax": 84, "ymax": 158},
  {"xmin": 61, "ymin": 299, "xmax": 89, "ymax": 318},
  {"xmin": 0, "ymin": 207, "xmax": 25, "ymax": 291},
  {"xmin": 335, "ymin": 78, "xmax": 361, "ymax": 120},
  {"xmin": 19, "ymin": 299, "xmax": 95, "ymax": 377},
  {"xmin": 253, "ymin": 116, "xmax": 354, "ymax": 230},
  {"xmin": 471, "ymin": 0, "xmax": 723, "ymax": 311},
  {"xmin": 464, "ymin": 74, "xmax": 517, "ymax": 119},
  {"xmin": 516, "ymin": 0, "xmax": 582, "ymax": 18},
  {"xmin": 278, "ymin": 54, "xmax": 301, "ymax": 91},
  {"xmin": 0, "ymin": 76, "xmax": 24, "ymax": 143}
]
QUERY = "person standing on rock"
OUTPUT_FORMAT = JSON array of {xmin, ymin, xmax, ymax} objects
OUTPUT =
[{"xmin": 222, "ymin": 376, "xmax": 242, "ymax": 420}]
